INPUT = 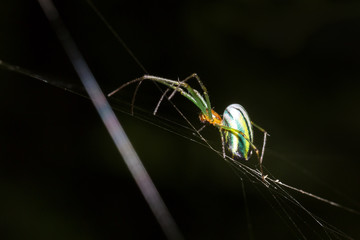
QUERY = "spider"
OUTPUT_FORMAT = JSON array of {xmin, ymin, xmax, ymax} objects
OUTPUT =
[{"xmin": 108, "ymin": 73, "xmax": 269, "ymax": 177}]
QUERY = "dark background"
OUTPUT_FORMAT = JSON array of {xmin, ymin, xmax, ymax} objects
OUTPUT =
[{"xmin": 1, "ymin": 0, "xmax": 360, "ymax": 239}]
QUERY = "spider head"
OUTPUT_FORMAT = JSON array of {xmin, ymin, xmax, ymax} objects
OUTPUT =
[{"xmin": 199, "ymin": 109, "xmax": 222, "ymax": 126}]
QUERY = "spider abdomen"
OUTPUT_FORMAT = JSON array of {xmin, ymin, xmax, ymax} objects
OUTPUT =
[{"xmin": 222, "ymin": 104, "xmax": 253, "ymax": 160}]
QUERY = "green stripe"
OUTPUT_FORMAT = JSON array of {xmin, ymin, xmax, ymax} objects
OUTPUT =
[{"xmin": 222, "ymin": 104, "xmax": 253, "ymax": 160}]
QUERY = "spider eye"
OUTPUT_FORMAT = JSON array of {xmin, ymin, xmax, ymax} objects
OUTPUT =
[{"xmin": 222, "ymin": 104, "xmax": 253, "ymax": 160}]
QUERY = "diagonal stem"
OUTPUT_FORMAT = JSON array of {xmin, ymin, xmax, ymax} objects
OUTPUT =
[{"xmin": 37, "ymin": 1, "xmax": 184, "ymax": 239}]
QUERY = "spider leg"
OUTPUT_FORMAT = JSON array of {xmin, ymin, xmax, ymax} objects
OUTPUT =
[
  {"xmin": 153, "ymin": 88, "xmax": 171, "ymax": 115},
  {"xmin": 108, "ymin": 74, "xmax": 212, "ymax": 127},
  {"xmin": 109, "ymin": 75, "xmax": 203, "ymax": 112},
  {"xmin": 251, "ymin": 121, "xmax": 270, "ymax": 175},
  {"xmin": 154, "ymin": 77, "xmax": 199, "ymax": 115},
  {"xmin": 131, "ymin": 81, "xmax": 142, "ymax": 115},
  {"xmin": 107, "ymin": 76, "xmax": 146, "ymax": 97},
  {"xmin": 168, "ymin": 78, "xmax": 184, "ymax": 100},
  {"xmin": 260, "ymin": 131, "xmax": 268, "ymax": 167},
  {"xmin": 108, "ymin": 75, "xmax": 148, "ymax": 115},
  {"xmin": 251, "ymin": 121, "xmax": 270, "ymax": 136},
  {"xmin": 248, "ymin": 141, "xmax": 265, "ymax": 178},
  {"xmin": 142, "ymin": 75, "xmax": 207, "ymax": 114},
  {"xmin": 219, "ymin": 130, "xmax": 226, "ymax": 159},
  {"xmin": 153, "ymin": 75, "xmax": 210, "ymax": 117},
  {"xmin": 168, "ymin": 76, "xmax": 206, "ymax": 103},
  {"xmin": 197, "ymin": 124, "xmax": 207, "ymax": 133},
  {"xmin": 220, "ymin": 125, "xmax": 264, "ymax": 176},
  {"xmin": 183, "ymin": 73, "xmax": 212, "ymax": 118}
]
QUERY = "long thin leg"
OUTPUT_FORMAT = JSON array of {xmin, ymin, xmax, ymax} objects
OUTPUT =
[
  {"xmin": 219, "ymin": 130, "xmax": 226, "ymax": 159},
  {"xmin": 220, "ymin": 125, "xmax": 260, "ymax": 157},
  {"xmin": 251, "ymin": 121, "xmax": 270, "ymax": 136},
  {"xmin": 144, "ymin": 74, "xmax": 211, "ymax": 121},
  {"xmin": 197, "ymin": 124, "xmax": 207, "ymax": 133},
  {"xmin": 220, "ymin": 124, "xmax": 264, "ymax": 177},
  {"xmin": 108, "ymin": 75, "xmax": 204, "ymax": 113},
  {"xmin": 147, "ymin": 76, "xmax": 207, "ymax": 114},
  {"xmin": 260, "ymin": 131, "xmax": 267, "ymax": 167},
  {"xmin": 153, "ymin": 88, "xmax": 171, "ymax": 115},
  {"xmin": 168, "ymin": 78, "xmax": 184, "ymax": 100},
  {"xmin": 153, "ymin": 77, "xmax": 195, "ymax": 115},
  {"xmin": 183, "ymin": 73, "xmax": 212, "ymax": 119},
  {"xmin": 251, "ymin": 121, "xmax": 269, "ymax": 176},
  {"xmin": 131, "ymin": 81, "xmax": 142, "ymax": 115},
  {"xmin": 171, "ymin": 75, "xmax": 209, "ymax": 115},
  {"xmin": 108, "ymin": 75, "xmax": 185, "ymax": 97}
]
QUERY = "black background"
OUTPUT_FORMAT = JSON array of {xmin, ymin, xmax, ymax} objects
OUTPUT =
[{"xmin": 1, "ymin": 0, "xmax": 360, "ymax": 239}]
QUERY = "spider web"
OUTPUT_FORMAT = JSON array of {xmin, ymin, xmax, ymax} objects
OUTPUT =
[{"xmin": 1, "ymin": 0, "xmax": 360, "ymax": 239}]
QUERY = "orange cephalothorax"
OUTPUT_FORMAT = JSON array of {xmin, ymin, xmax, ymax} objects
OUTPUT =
[{"xmin": 199, "ymin": 109, "xmax": 222, "ymax": 126}]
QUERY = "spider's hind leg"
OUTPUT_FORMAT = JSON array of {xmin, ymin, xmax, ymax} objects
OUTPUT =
[
  {"xmin": 251, "ymin": 121, "xmax": 270, "ymax": 173},
  {"xmin": 219, "ymin": 130, "xmax": 226, "ymax": 159}
]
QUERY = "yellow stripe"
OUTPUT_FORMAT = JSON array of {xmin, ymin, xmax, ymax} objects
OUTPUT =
[{"xmin": 238, "ymin": 115, "xmax": 250, "ymax": 157}]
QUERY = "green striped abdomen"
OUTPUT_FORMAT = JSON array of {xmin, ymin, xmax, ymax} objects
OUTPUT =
[{"xmin": 222, "ymin": 104, "xmax": 253, "ymax": 160}]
